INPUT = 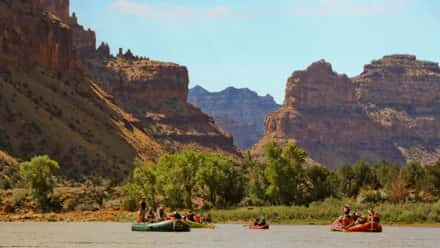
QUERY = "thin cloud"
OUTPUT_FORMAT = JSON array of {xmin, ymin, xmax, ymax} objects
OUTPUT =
[
  {"xmin": 111, "ymin": 0, "xmax": 192, "ymax": 18},
  {"xmin": 290, "ymin": 0, "xmax": 402, "ymax": 16},
  {"xmin": 111, "ymin": 0, "xmax": 271, "ymax": 20}
]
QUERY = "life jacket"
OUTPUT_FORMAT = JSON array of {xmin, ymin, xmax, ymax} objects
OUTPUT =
[
  {"xmin": 194, "ymin": 215, "xmax": 201, "ymax": 223},
  {"xmin": 342, "ymin": 214, "xmax": 353, "ymax": 226}
]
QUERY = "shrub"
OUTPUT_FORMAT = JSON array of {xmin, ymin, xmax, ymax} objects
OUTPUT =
[
  {"xmin": 10, "ymin": 189, "xmax": 27, "ymax": 209},
  {"xmin": 19, "ymin": 155, "xmax": 60, "ymax": 210},
  {"xmin": 122, "ymin": 183, "xmax": 141, "ymax": 211},
  {"xmin": 357, "ymin": 188, "xmax": 387, "ymax": 204}
]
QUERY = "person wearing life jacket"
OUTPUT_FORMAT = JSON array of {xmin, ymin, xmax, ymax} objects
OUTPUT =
[
  {"xmin": 338, "ymin": 205, "xmax": 353, "ymax": 227},
  {"xmin": 258, "ymin": 217, "xmax": 267, "ymax": 226},
  {"xmin": 368, "ymin": 210, "xmax": 380, "ymax": 223},
  {"xmin": 146, "ymin": 207, "xmax": 157, "ymax": 222},
  {"xmin": 186, "ymin": 210, "xmax": 195, "ymax": 222},
  {"xmin": 253, "ymin": 218, "xmax": 260, "ymax": 226},
  {"xmin": 157, "ymin": 206, "xmax": 166, "ymax": 221},
  {"xmin": 169, "ymin": 211, "xmax": 182, "ymax": 220},
  {"xmin": 353, "ymin": 212, "xmax": 367, "ymax": 225}
]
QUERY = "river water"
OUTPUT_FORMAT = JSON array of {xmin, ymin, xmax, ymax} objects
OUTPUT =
[{"xmin": 0, "ymin": 223, "xmax": 439, "ymax": 248}]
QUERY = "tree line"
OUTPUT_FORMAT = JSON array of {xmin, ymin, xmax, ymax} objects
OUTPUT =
[
  {"xmin": 124, "ymin": 142, "xmax": 440, "ymax": 209},
  {"xmin": 4, "ymin": 142, "xmax": 440, "ymax": 211}
]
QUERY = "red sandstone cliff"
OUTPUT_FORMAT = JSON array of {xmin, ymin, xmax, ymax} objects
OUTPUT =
[
  {"xmin": 254, "ymin": 55, "xmax": 440, "ymax": 167},
  {"xmin": 0, "ymin": 0, "xmax": 164, "ymax": 181},
  {"xmin": 40, "ymin": 0, "xmax": 96, "ymax": 58},
  {"xmin": 0, "ymin": 0, "xmax": 75, "ymax": 73},
  {"xmin": 81, "ymin": 50, "xmax": 238, "ymax": 155}
]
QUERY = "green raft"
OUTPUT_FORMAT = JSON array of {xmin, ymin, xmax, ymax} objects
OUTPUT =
[
  {"xmin": 186, "ymin": 221, "xmax": 215, "ymax": 229},
  {"xmin": 131, "ymin": 220, "xmax": 190, "ymax": 232}
]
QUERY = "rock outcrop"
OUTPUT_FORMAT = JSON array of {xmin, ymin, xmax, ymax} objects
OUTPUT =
[
  {"xmin": 81, "ymin": 51, "xmax": 238, "ymax": 155},
  {"xmin": 40, "ymin": 0, "xmax": 96, "ymax": 58},
  {"xmin": 69, "ymin": 12, "xmax": 96, "ymax": 58},
  {"xmin": 0, "ymin": 0, "xmax": 164, "ymax": 181},
  {"xmin": 189, "ymin": 86, "xmax": 280, "ymax": 149},
  {"xmin": 254, "ymin": 55, "xmax": 440, "ymax": 167},
  {"xmin": 0, "ymin": 0, "xmax": 76, "ymax": 73},
  {"xmin": 40, "ymin": 0, "xmax": 69, "ymax": 23}
]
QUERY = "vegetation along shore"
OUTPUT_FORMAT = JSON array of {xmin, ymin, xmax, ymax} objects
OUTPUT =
[{"xmin": 1, "ymin": 142, "xmax": 440, "ymax": 225}]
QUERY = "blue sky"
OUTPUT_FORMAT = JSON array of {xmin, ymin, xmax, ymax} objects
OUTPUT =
[{"xmin": 71, "ymin": 0, "xmax": 440, "ymax": 103}]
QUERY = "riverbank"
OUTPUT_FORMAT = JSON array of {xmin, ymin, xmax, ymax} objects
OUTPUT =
[
  {"xmin": 2, "ymin": 187, "xmax": 440, "ymax": 225},
  {"xmin": 207, "ymin": 198, "xmax": 440, "ymax": 225}
]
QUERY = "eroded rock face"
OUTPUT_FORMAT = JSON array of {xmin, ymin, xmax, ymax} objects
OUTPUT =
[
  {"xmin": 69, "ymin": 12, "xmax": 96, "ymax": 58},
  {"xmin": 0, "ymin": 0, "xmax": 164, "ymax": 181},
  {"xmin": 40, "ymin": 0, "xmax": 69, "ymax": 23},
  {"xmin": 81, "ymin": 51, "xmax": 238, "ymax": 155},
  {"xmin": 0, "ymin": 0, "xmax": 76, "ymax": 73},
  {"xmin": 254, "ymin": 55, "xmax": 440, "ymax": 167},
  {"xmin": 188, "ymin": 86, "xmax": 280, "ymax": 149},
  {"xmin": 40, "ymin": 0, "xmax": 96, "ymax": 58}
]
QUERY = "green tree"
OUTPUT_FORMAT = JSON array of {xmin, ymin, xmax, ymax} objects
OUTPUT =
[
  {"xmin": 401, "ymin": 162, "xmax": 425, "ymax": 191},
  {"xmin": 19, "ymin": 155, "xmax": 60, "ymax": 210},
  {"xmin": 242, "ymin": 151, "xmax": 267, "ymax": 205},
  {"xmin": 426, "ymin": 160, "xmax": 440, "ymax": 196},
  {"xmin": 195, "ymin": 154, "xmax": 229, "ymax": 206},
  {"xmin": 337, "ymin": 165, "xmax": 356, "ymax": 197},
  {"xmin": 264, "ymin": 142, "xmax": 307, "ymax": 205},
  {"xmin": 352, "ymin": 160, "xmax": 378, "ymax": 191},
  {"xmin": 132, "ymin": 163, "xmax": 158, "ymax": 208},
  {"xmin": 374, "ymin": 161, "xmax": 399, "ymax": 188},
  {"xmin": 305, "ymin": 166, "xmax": 331, "ymax": 202}
]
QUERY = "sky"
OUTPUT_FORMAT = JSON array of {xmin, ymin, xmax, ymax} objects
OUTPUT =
[{"xmin": 71, "ymin": 0, "xmax": 440, "ymax": 103}]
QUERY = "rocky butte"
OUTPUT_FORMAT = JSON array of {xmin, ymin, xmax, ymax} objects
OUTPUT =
[
  {"xmin": 254, "ymin": 55, "xmax": 440, "ymax": 168},
  {"xmin": 188, "ymin": 86, "xmax": 280, "ymax": 149}
]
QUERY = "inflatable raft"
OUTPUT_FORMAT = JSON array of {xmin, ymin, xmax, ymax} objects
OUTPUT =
[
  {"xmin": 330, "ymin": 220, "xmax": 382, "ymax": 232},
  {"xmin": 330, "ymin": 220, "xmax": 345, "ymax": 232},
  {"xmin": 131, "ymin": 220, "xmax": 190, "ymax": 232},
  {"xmin": 186, "ymin": 220, "xmax": 215, "ymax": 229},
  {"xmin": 249, "ymin": 224, "xmax": 269, "ymax": 230},
  {"xmin": 346, "ymin": 222, "xmax": 382, "ymax": 232}
]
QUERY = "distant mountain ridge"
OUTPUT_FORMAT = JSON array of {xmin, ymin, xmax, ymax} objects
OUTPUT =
[{"xmin": 189, "ymin": 86, "xmax": 280, "ymax": 149}]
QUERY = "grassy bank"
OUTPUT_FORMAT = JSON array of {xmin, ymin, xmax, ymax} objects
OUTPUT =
[{"xmin": 207, "ymin": 198, "xmax": 440, "ymax": 225}]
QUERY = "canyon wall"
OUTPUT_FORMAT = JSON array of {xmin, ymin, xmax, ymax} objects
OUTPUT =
[
  {"xmin": 0, "ymin": 0, "xmax": 164, "ymax": 181},
  {"xmin": 40, "ymin": 0, "xmax": 69, "ymax": 23},
  {"xmin": 81, "ymin": 50, "xmax": 238, "ymax": 155},
  {"xmin": 188, "ymin": 86, "xmax": 280, "ymax": 149},
  {"xmin": 40, "ymin": 0, "xmax": 96, "ymax": 58},
  {"xmin": 254, "ymin": 55, "xmax": 440, "ymax": 167},
  {"xmin": 0, "ymin": 0, "xmax": 75, "ymax": 73}
]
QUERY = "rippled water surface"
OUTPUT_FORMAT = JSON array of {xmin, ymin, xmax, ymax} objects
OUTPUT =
[{"xmin": 0, "ymin": 223, "xmax": 439, "ymax": 248}]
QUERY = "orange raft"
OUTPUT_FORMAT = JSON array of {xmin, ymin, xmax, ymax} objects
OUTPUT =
[
  {"xmin": 345, "ymin": 222, "xmax": 382, "ymax": 232},
  {"xmin": 331, "ymin": 220, "xmax": 382, "ymax": 232},
  {"xmin": 249, "ymin": 224, "xmax": 269, "ymax": 230},
  {"xmin": 330, "ymin": 220, "xmax": 345, "ymax": 232}
]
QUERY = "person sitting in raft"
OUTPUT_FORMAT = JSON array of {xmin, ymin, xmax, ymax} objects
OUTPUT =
[
  {"xmin": 258, "ymin": 217, "xmax": 267, "ymax": 226},
  {"xmin": 186, "ymin": 210, "xmax": 195, "ymax": 222},
  {"xmin": 253, "ymin": 218, "xmax": 260, "ymax": 226},
  {"xmin": 353, "ymin": 212, "xmax": 367, "ymax": 225},
  {"xmin": 367, "ymin": 210, "xmax": 380, "ymax": 223},
  {"xmin": 201, "ymin": 213, "xmax": 212, "ymax": 223},
  {"xmin": 338, "ymin": 205, "xmax": 353, "ymax": 227},
  {"xmin": 145, "ymin": 207, "xmax": 156, "ymax": 222},
  {"xmin": 157, "ymin": 206, "xmax": 166, "ymax": 221},
  {"xmin": 138, "ymin": 199, "xmax": 147, "ymax": 223},
  {"xmin": 170, "ymin": 211, "xmax": 182, "ymax": 220}
]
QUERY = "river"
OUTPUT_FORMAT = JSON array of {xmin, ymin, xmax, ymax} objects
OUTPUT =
[{"xmin": 0, "ymin": 223, "xmax": 439, "ymax": 248}]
